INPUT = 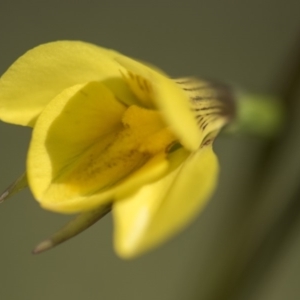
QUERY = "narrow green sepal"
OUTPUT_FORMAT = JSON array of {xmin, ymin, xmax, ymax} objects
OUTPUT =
[
  {"xmin": 32, "ymin": 204, "xmax": 112, "ymax": 254},
  {"xmin": 0, "ymin": 172, "xmax": 28, "ymax": 203}
]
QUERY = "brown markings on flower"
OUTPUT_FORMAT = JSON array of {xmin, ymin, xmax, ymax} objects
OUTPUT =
[{"xmin": 174, "ymin": 77, "xmax": 236, "ymax": 131}]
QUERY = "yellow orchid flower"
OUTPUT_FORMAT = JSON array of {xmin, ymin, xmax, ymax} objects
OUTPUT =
[{"xmin": 0, "ymin": 41, "xmax": 235, "ymax": 258}]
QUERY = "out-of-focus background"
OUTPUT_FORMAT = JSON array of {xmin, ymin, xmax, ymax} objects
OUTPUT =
[{"xmin": 1, "ymin": 1, "xmax": 300, "ymax": 299}]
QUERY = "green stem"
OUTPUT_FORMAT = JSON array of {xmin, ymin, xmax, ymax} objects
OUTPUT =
[{"xmin": 225, "ymin": 92, "xmax": 285, "ymax": 138}]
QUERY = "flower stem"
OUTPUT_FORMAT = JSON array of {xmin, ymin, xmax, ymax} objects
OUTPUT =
[{"xmin": 225, "ymin": 92, "xmax": 285, "ymax": 138}]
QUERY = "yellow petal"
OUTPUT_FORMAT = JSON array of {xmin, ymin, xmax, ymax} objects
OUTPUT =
[
  {"xmin": 27, "ymin": 81, "xmax": 126, "ymax": 208},
  {"xmin": 114, "ymin": 56, "xmax": 202, "ymax": 151},
  {"xmin": 113, "ymin": 145, "xmax": 218, "ymax": 258},
  {"xmin": 0, "ymin": 41, "xmax": 136, "ymax": 126}
]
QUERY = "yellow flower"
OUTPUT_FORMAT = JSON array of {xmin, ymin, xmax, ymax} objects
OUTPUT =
[{"xmin": 0, "ymin": 41, "xmax": 234, "ymax": 258}]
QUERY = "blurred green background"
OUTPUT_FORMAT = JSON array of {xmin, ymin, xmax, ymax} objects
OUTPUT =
[{"xmin": 1, "ymin": 1, "xmax": 300, "ymax": 299}]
